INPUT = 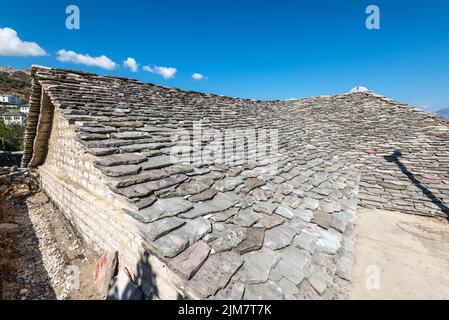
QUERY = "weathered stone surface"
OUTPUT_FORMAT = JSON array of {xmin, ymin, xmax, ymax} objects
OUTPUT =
[
  {"xmin": 95, "ymin": 153, "xmax": 147, "ymax": 166},
  {"xmin": 128, "ymin": 195, "xmax": 157, "ymax": 211},
  {"xmin": 227, "ymin": 166, "xmax": 244, "ymax": 177},
  {"xmin": 176, "ymin": 177, "xmax": 215, "ymax": 195},
  {"xmin": 315, "ymin": 228, "xmax": 343, "ymax": 255},
  {"xmin": 264, "ymin": 223, "xmax": 297, "ymax": 250},
  {"xmin": 275, "ymin": 205, "xmax": 294, "ymax": 219},
  {"xmin": 253, "ymin": 202, "xmax": 278, "ymax": 215},
  {"xmin": 252, "ymin": 188, "xmax": 271, "ymax": 201},
  {"xmin": 240, "ymin": 178, "xmax": 266, "ymax": 193},
  {"xmin": 275, "ymin": 247, "xmax": 312, "ymax": 285},
  {"xmin": 107, "ymin": 267, "xmax": 143, "ymax": 300},
  {"xmin": 213, "ymin": 177, "xmax": 243, "ymax": 192},
  {"xmin": 95, "ymin": 164, "xmax": 141, "ymax": 177},
  {"xmin": 140, "ymin": 217, "xmax": 186, "ymax": 242},
  {"xmin": 188, "ymin": 189, "xmax": 217, "ymax": 202},
  {"xmin": 141, "ymin": 156, "xmax": 173, "ymax": 170},
  {"xmin": 88, "ymin": 147, "xmax": 118, "ymax": 156},
  {"xmin": 125, "ymin": 198, "xmax": 193, "ymax": 223},
  {"xmin": 179, "ymin": 192, "xmax": 239, "ymax": 219},
  {"xmin": 209, "ymin": 224, "xmax": 247, "ymax": 253},
  {"xmin": 232, "ymin": 209, "xmax": 259, "ymax": 227},
  {"xmin": 238, "ymin": 249, "xmax": 280, "ymax": 284},
  {"xmin": 294, "ymin": 208, "xmax": 314, "ymax": 222},
  {"xmin": 94, "ymin": 250, "xmax": 118, "ymax": 297},
  {"xmin": 244, "ymin": 281, "xmax": 284, "ymax": 300},
  {"xmin": 233, "ymin": 227, "xmax": 265, "ymax": 255},
  {"xmin": 311, "ymin": 211, "xmax": 332, "ymax": 229},
  {"xmin": 304, "ymin": 197, "xmax": 320, "ymax": 210},
  {"xmin": 215, "ymin": 281, "xmax": 245, "ymax": 300},
  {"xmin": 168, "ymin": 240, "xmax": 210, "ymax": 280},
  {"xmin": 210, "ymin": 207, "xmax": 239, "ymax": 222},
  {"xmin": 278, "ymin": 277, "xmax": 300, "ymax": 299},
  {"xmin": 309, "ymin": 266, "xmax": 332, "ymax": 295},
  {"xmin": 152, "ymin": 232, "xmax": 190, "ymax": 258},
  {"xmin": 254, "ymin": 213, "xmax": 285, "ymax": 229},
  {"xmin": 283, "ymin": 195, "xmax": 302, "ymax": 208},
  {"xmin": 116, "ymin": 174, "xmax": 188, "ymax": 198},
  {"xmin": 188, "ymin": 252, "xmax": 243, "ymax": 298},
  {"xmin": 110, "ymin": 131, "xmax": 151, "ymax": 139}
]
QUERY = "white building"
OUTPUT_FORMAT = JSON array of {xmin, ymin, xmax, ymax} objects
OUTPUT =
[
  {"xmin": 0, "ymin": 94, "xmax": 21, "ymax": 105},
  {"xmin": 0, "ymin": 111, "xmax": 27, "ymax": 126},
  {"xmin": 20, "ymin": 105, "xmax": 30, "ymax": 114}
]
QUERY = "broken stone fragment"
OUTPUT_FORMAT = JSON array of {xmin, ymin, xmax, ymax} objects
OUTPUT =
[
  {"xmin": 168, "ymin": 240, "xmax": 210, "ymax": 280},
  {"xmin": 209, "ymin": 223, "xmax": 247, "ymax": 253},
  {"xmin": 94, "ymin": 250, "xmax": 118, "ymax": 298},
  {"xmin": 187, "ymin": 252, "xmax": 243, "ymax": 298},
  {"xmin": 233, "ymin": 227, "xmax": 265, "ymax": 255},
  {"xmin": 232, "ymin": 208, "xmax": 259, "ymax": 227},
  {"xmin": 176, "ymin": 177, "xmax": 215, "ymax": 195},
  {"xmin": 254, "ymin": 212, "xmax": 285, "ymax": 229},
  {"xmin": 188, "ymin": 189, "xmax": 217, "ymax": 202},
  {"xmin": 240, "ymin": 178, "xmax": 266, "ymax": 193}
]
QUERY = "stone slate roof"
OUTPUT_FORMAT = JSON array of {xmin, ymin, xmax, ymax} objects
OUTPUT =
[{"xmin": 22, "ymin": 66, "xmax": 449, "ymax": 299}]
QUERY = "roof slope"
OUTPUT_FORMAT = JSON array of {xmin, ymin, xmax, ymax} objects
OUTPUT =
[{"xmin": 22, "ymin": 66, "xmax": 449, "ymax": 299}]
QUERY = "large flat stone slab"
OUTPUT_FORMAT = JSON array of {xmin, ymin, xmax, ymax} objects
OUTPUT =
[
  {"xmin": 125, "ymin": 198, "xmax": 193, "ymax": 223},
  {"xmin": 188, "ymin": 252, "xmax": 243, "ymax": 298},
  {"xmin": 168, "ymin": 240, "xmax": 210, "ymax": 280}
]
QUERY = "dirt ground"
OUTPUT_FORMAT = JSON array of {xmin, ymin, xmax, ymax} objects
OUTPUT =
[
  {"xmin": 351, "ymin": 207, "xmax": 449, "ymax": 300},
  {"xmin": 0, "ymin": 183, "xmax": 102, "ymax": 300}
]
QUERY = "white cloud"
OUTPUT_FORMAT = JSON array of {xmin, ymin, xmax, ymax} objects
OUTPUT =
[
  {"xmin": 143, "ymin": 65, "xmax": 177, "ymax": 79},
  {"xmin": 192, "ymin": 73, "xmax": 206, "ymax": 81},
  {"xmin": 0, "ymin": 27, "xmax": 46, "ymax": 57},
  {"xmin": 123, "ymin": 57, "xmax": 138, "ymax": 72},
  {"xmin": 56, "ymin": 49, "xmax": 118, "ymax": 71}
]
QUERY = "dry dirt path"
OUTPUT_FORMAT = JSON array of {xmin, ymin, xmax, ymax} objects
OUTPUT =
[
  {"xmin": 0, "ymin": 184, "xmax": 102, "ymax": 300},
  {"xmin": 351, "ymin": 208, "xmax": 449, "ymax": 300}
]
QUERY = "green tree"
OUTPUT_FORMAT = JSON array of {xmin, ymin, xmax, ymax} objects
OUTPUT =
[{"xmin": 0, "ymin": 118, "xmax": 25, "ymax": 151}]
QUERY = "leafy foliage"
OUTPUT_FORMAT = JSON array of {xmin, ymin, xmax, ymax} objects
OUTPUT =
[{"xmin": 0, "ymin": 117, "xmax": 25, "ymax": 151}]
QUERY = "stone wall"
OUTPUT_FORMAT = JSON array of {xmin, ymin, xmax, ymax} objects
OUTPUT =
[{"xmin": 37, "ymin": 107, "xmax": 185, "ymax": 299}]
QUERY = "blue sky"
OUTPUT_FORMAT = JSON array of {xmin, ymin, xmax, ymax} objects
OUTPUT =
[{"xmin": 0, "ymin": 0, "xmax": 448, "ymax": 111}]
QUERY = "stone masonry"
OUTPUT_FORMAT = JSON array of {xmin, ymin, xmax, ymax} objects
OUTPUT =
[{"xmin": 20, "ymin": 66, "xmax": 449, "ymax": 299}]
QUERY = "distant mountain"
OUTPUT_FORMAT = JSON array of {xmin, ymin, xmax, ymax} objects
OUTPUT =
[{"xmin": 436, "ymin": 108, "xmax": 449, "ymax": 120}]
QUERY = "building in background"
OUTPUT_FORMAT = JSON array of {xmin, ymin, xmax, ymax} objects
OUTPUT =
[
  {"xmin": 20, "ymin": 105, "xmax": 30, "ymax": 114},
  {"xmin": 0, "ymin": 93, "xmax": 21, "ymax": 105},
  {"xmin": 0, "ymin": 110, "xmax": 27, "ymax": 126}
]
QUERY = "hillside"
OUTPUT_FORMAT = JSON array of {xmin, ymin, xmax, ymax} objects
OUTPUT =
[{"xmin": 0, "ymin": 68, "xmax": 32, "ymax": 102}]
